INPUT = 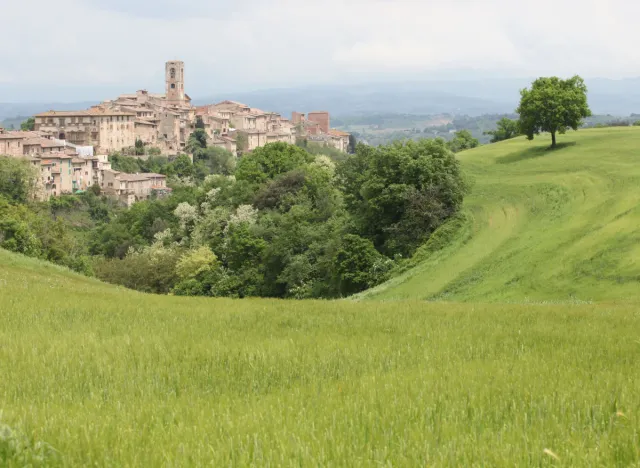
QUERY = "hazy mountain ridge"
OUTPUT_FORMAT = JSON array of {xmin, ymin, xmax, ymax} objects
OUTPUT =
[{"xmin": 2, "ymin": 77, "xmax": 640, "ymax": 121}]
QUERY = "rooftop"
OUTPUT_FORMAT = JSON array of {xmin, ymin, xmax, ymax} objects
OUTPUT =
[
  {"xmin": 0, "ymin": 131, "xmax": 46, "ymax": 140},
  {"xmin": 23, "ymin": 137, "xmax": 65, "ymax": 148},
  {"xmin": 36, "ymin": 108, "xmax": 135, "ymax": 117}
]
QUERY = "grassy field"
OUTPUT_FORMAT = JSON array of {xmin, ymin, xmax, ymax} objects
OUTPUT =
[
  {"xmin": 2, "ymin": 127, "xmax": 640, "ymax": 466},
  {"xmin": 363, "ymin": 127, "xmax": 640, "ymax": 302},
  {"xmin": 1, "ymin": 248, "xmax": 640, "ymax": 466}
]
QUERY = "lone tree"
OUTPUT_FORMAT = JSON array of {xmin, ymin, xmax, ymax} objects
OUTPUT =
[{"xmin": 517, "ymin": 76, "xmax": 591, "ymax": 148}]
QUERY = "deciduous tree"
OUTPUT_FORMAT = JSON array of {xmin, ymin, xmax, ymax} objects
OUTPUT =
[
  {"xmin": 517, "ymin": 76, "xmax": 591, "ymax": 148},
  {"xmin": 485, "ymin": 118, "xmax": 520, "ymax": 143}
]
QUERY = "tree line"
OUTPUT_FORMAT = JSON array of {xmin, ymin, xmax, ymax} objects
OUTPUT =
[{"xmin": 0, "ymin": 138, "xmax": 467, "ymax": 298}]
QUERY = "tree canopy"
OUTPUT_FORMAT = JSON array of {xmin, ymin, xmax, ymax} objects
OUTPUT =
[
  {"xmin": 447, "ymin": 130, "xmax": 479, "ymax": 153},
  {"xmin": 20, "ymin": 117, "xmax": 35, "ymax": 131},
  {"xmin": 485, "ymin": 118, "xmax": 520, "ymax": 143},
  {"xmin": 337, "ymin": 139, "xmax": 468, "ymax": 257},
  {"xmin": 517, "ymin": 76, "xmax": 591, "ymax": 148}
]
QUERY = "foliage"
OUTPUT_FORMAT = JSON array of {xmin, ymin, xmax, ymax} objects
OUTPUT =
[
  {"xmin": 235, "ymin": 142, "xmax": 312, "ymax": 185},
  {"xmin": 517, "ymin": 75, "xmax": 592, "ymax": 148},
  {"xmin": 305, "ymin": 142, "xmax": 350, "ymax": 163},
  {"xmin": 186, "ymin": 129, "xmax": 208, "ymax": 153},
  {"xmin": 235, "ymin": 132, "xmax": 248, "ymax": 153},
  {"xmin": 484, "ymin": 117, "xmax": 520, "ymax": 143},
  {"xmin": 348, "ymin": 134, "xmax": 357, "ymax": 153},
  {"xmin": 193, "ymin": 146, "xmax": 236, "ymax": 175},
  {"xmin": 3, "ymin": 140, "xmax": 467, "ymax": 299},
  {"xmin": 0, "ymin": 156, "xmax": 38, "ymax": 203},
  {"xmin": 337, "ymin": 139, "xmax": 467, "ymax": 257},
  {"xmin": 0, "ymin": 420, "xmax": 59, "ymax": 466},
  {"xmin": 334, "ymin": 234, "xmax": 391, "ymax": 296},
  {"xmin": 20, "ymin": 117, "xmax": 35, "ymax": 131},
  {"xmin": 109, "ymin": 153, "xmax": 143, "ymax": 173},
  {"xmin": 93, "ymin": 230, "xmax": 183, "ymax": 294},
  {"xmin": 134, "ymin": 139, "xmax": 145, "ymax": 155},
  {"xmin": 0, "ymin": 193, "xmax": 98, "ymax": 275},
  {"xmin": 447, "ymin": 130, "xmax": 479, "ymax": 153}
]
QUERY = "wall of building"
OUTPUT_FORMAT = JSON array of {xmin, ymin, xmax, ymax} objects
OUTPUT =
[
  {"xmin": 307, "ymin": 112, "xmax": 330, "ymax": 134},
  {"xmin": 135, "ymin": 122, "xmax": 158, "ymax": 145},
  {"xmin": 0, "ymin": 138, "xmax": 23, "ymax": 156},
  {"xmin": 98, "ymin": 115, "xmax": 136, "ymax": 153}
]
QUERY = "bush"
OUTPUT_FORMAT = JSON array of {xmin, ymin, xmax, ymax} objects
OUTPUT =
[
  {"xmin": 337, "ymin": 139, "xmax": 467, "ymax": 257},
  {"xmin": 334, "ymin": 234, "xmax": 392, "ymax": 296},
  {"xmin": 0, "ymin": 157, "xmax": 38, "ymax": 203}
]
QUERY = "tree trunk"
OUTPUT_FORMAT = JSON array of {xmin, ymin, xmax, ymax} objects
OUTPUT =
[{"xmin": 551, "ymin": 132, "xmax": 557, "ymax": 148}]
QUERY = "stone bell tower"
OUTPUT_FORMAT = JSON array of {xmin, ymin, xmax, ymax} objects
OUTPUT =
[{"xmin": 165, "ymin": 60, "xmax": 185, "ymax": 105}]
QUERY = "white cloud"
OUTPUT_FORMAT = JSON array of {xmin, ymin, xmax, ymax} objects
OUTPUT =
[{"xmin": 1, "ymin": 0, "xmax": 640, "ymax": 100}]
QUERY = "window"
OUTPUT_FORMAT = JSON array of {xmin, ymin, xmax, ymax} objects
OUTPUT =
[
  {"xmin": 170, "ymin": 68, "xmax": 176, "ymax": 79},
  {"xmin": 171, "ymin": 84, "xmax": 176, "ymax": 89}
]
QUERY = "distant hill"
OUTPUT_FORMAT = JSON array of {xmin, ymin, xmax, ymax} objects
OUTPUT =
[
  {"xmin": 0, "ymin": 102, "xmax": 97, "ymax": 121},
  {"xmin": 4, "ymin": 77, "xmax": 640, "ymax": 121},
  {"xmin": 195, "ymin": 77, "xmax": 640, "ymax": 117}
]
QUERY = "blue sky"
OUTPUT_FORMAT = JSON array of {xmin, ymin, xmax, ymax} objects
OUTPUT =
[{"xmin": 1, "ymin": 0, "xmax": 639, "ymax": 101}]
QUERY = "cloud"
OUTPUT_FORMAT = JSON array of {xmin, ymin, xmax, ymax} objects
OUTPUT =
[{"xmin": 1, "ymin": 0, "xmax": 640, "ymax": 101}]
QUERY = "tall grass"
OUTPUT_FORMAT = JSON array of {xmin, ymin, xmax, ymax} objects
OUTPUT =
[{"xmin": 1, "ymin": 249, "xmax": 639, "ymax": 465}]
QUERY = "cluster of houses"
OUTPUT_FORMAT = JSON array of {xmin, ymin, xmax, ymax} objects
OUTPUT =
[
  {"xmin": 0, "ymin": 127, "xmax": 169, "ymax": 206},
  {"xmin": 0, "ymin": 60, "xmax": 350, "ymax": 206}
]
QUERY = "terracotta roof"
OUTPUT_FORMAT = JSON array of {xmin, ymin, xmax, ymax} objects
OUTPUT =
[
  {"xmin": 45, "ymin": 152, "xmax": 73, "ymax": 159},
  {"xmin": 0, "ymin": 131, "xmax": 45, "ymax": 140},
  {"xmin": 23, "ymin": 137, "xmax": 64, "ymax": 148},
  {"xmin": 329, "ymin": 129, "xmax": 350, "ymax": 137},
  {"xmin": 117, "ymin": 172, "xmax": 166, "ymax": 182},
  {"xmin": 135, "ymin": 120, "xmax": 157, "ymax": 126},
  {"xmin": 36, "ymin": 109, "xmax": 135, "ymax": 117},
  {"xmin": 72, "ymin": 158, "xmax": 87, "ymax": 164},
  {"xmin": 216, "ymin": 100, "xmax": 248, "ymax": 107}
]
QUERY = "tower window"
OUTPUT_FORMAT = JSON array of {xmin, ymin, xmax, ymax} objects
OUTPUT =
[
  {"xmin": 170, "ymin": 68, "xmax": 176, "ymax": 79},
  {"xmin": 171, "ymin": 84, "xmax": 176, "ymax": 89}
]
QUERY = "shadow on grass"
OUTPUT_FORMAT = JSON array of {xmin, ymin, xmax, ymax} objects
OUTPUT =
[{"xmin": 496, "ymin": 141, "xmax": 577, "ymax": 164}]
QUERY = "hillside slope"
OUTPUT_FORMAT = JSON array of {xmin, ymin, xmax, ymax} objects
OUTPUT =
[
  {"xmin": 363, "ymin": 127, "xmax": 640, "ymax": 302},
  {"xmin": 2, "ymin": 248, "xmax": 640, "ymax": 465}
]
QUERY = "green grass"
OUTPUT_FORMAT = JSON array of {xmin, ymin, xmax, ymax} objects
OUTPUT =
[
  {"xmin": 1, "ymin": 249, "xmax": 640, "ymax": 466},
  {"xmin": 363, "ymin": 127, "xmax": 640, "ymax": 302},
  {"xmin": 3, "ymin": 127, "xmax": 640, "ymax": 465}
]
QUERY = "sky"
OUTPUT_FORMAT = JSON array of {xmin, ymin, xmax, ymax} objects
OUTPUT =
[{"xmin": 2, "ymin": 0, "xmax": 640, "ymax": 101}]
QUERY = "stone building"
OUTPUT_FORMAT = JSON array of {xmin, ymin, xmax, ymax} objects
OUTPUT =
[
  {"xmin": 291, "ymin": 111, "xmax": 351, "ymax": 152},
  {"xmin": 0, "ymin": 129, "xmax": 52, "ymax": 157},
  {"xmin": 307, "ymin": 111, "xmax": 330, "ymax": 134},
  {"xmin": 33, "ymin": 109, "xmax": 136, "ymax": 154},
  {"xmin": 101, "ymin": 170, "xmax": 170, "ymax": 207}
]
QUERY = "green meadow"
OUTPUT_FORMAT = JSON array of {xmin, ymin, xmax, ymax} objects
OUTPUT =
[
  {"xmin": 363, "ymin": 127, "xmax": 640, "ymax": 302},
  {"xmin": 2, "ymin": 128, "xmax": 640, "ymax": 466}
]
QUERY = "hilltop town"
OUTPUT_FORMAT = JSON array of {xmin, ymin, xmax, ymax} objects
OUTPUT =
[{"xmin": 0, "ymin": 60, "xmax": 350, "ymax": 205}]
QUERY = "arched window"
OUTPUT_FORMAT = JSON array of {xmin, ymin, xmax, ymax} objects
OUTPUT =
[
  {"xmin": 171, "ymin": 84, "xmax": 176, "ymax": 89},
  {"xmin": 170, "ymin": 68, "xmax": 176, "ymax": 79}
]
